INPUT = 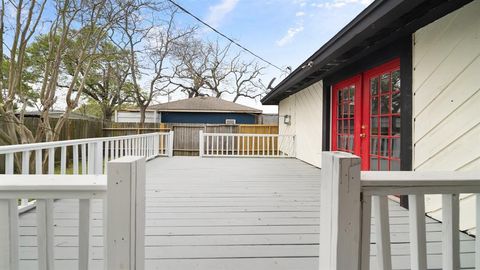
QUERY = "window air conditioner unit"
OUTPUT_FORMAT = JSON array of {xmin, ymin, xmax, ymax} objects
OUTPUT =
[{"xmin": 225, "ymin": 119, "xmax": 236, "ymax": 125}]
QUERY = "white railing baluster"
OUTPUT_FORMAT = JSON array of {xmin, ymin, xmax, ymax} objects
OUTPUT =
[
  {"xmin": 226, "ymin": 135, "xmax": 229, "ymax": 155},
  {"xmin": 21, "ymin": 151, "xmax": 30, "ymax": 206},
  {"xmin": 37, "ymin": 199, "xmax": 54, "ymax": 270},
  {"xmin": 360, "ymin": 194, "xmax": 372, "ymax": 270},
  {"xmin": 373, "ymin": 195, "xmax": 392, "ymax": 270},
  {"xmin": 61, "ymin": 146, "xmax": 67, "ymax": 174},
  {"xmin": 48, "ymin": 148, "xmax": 55, "ymax": 174},
  {"xmin": 476, "ymin": 194, "xmax": 480, "ymax": 270},
  {"xmin": 409, "ymin": 194, "xmax": 427, "ymax": 270},
  {"xmin": 81, "ymin": 144, "xmax": 87, "ymax": 174},
  {"xmin": 78, "ymin": 199, "xmax": 92, "ymax": 270},
  {"xmin": 110, "ymin": 141, "xmax": 115, "ymax": 161},
  {"xmin": 5, "ymin": 153, "xmax": 14, "ymax": 174},
  {"xmin": 120, "ymin": 139, "xmax": 124, "ymax": 158},
  {"xmin": 0, "ymin": 199, "xmax": 19, "ymax": 270},
  {"xmin": 104, "ymin": 141, "xmax": 109, "ymax": 171},
  {"xmin": 73, "ymin": 145, "xmax": 79, "ymax": 174},
  {"xmin": 442, "ymin": 193, "xmax": 460, "ymax": 270},
  {"xmin": 35, "ymin": 149, "xmax": 42, "ymax": 174},
  {"xmin": 475, "ymin": 193, "xmax": 480, "ymax": 270}
]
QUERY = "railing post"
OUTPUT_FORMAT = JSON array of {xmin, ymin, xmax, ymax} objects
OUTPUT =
[
  {"xmin": 0, "ymin": 199, "xmax": 19, "ymax": 270},
  {"xmin": 106, "ymin": 156, "xmax": 146, "ymax": 270},
  {"xmin": 320, "ymin": 151, "xmax": 361, "ymax": 270},
  {"xmin": 168, "ymin": 131, "xmax": 174, "ymax": 157},
  {"xmin": 199, "ymin": 130, "xmax": 204, "ymax": 157}
]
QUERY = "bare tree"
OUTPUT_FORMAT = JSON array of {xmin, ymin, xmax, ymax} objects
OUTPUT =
[
  {"xmin": 169, "ymin": 36, "xmax": 209, "ymax": 98},
  {"xmin": 230, "ymin": 59, "xmax": 267, "ymax": 102},
  {"xmin": 169, "ymin": 38, "xmax": 267, "ymax": 103},
  {"xmin": 114, "ymin": 4, "xmax": 196, "ymax": 125}
]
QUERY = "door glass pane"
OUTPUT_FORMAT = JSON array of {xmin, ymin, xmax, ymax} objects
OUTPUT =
[
  {"xmin": 370, "ymin": 136, "xmax": 378, "ymax": 154},
  {"xmin": 381, "ymin": 73, "xmax": 390, "ymax": 93},
  {"xmin": 370, "ymin": 157, "xmax": 378, "ymax": 171},
  {"xmin": 392, "ymin": 116, "xmax": 400, "ymax": 135},
  {"xmin": 370, "ymin": 117, "xmax": 378, "ymax": 135},
  {"xmin": 371, "ymin": 97, "xmax": 378, "ymax": 115},
  {"xmin": 392, "ymin": 138, "xmax": 400, "ymax": 158},
  {"xmin": 380, "ymin": 117, "xmax": 389, "ymax": 135},
  {"xmin": 348, "ymin": 135, "xmax": 354, "ymax": 151},
  {"xmin": 380, "ymin": 158, "xmax": 389, "ymax": 170},
  {"xmin": 380, "ymin": 137, "xmax": 388, "ymax": 157},
  {"xmin": 390, "ymin": 160, "xmax": 400, "ymax": 171},
  {"xmin": 371, "ymin": 77, "xmax": 379, "ymax": 95},
  {"xmin": 380, "ymin": 95, "xmax": 389, "ymax": 114},
  {"xmin": 392, "ymin": 70, "xmax": 400, "ymax": 91}
]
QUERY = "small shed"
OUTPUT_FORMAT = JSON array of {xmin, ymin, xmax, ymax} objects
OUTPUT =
[{"xmin": 114, "ymin": 96, "xmax": 262, "ymax": 124}]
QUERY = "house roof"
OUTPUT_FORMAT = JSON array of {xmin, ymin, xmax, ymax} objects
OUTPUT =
[
  {"xmin": 147, "ymin": 96, "xmax": 262, "ymax": 114},
  {"xmin": 261, "ymin": 0, "xmax": 473, "ymax": 105}
]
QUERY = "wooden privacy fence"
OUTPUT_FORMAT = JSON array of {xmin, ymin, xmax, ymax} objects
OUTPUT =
[
  {"xmin": 320, "ymin": 151, "xmax": 480, "ymax": 270},
  {"xmin": 104, "ymin": 123, "xmax": 279, "ymax": 156}
]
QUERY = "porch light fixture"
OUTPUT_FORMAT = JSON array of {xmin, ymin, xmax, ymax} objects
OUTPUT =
[{"xmin": 283, "ymin": 115, "xmax": 291, "ymax": 125}]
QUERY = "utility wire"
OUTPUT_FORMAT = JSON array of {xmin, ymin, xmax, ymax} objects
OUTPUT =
[{"xmin": 167, "ymin": 0, "xmax": 285, "ymax": 72}]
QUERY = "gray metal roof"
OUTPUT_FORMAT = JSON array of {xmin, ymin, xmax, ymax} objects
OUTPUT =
[{"xmin": 147, "ymin": 96, "xmax": 262, "ymax": 114}]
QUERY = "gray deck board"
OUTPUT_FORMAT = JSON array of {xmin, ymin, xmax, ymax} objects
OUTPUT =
[{"xmin": 17, "ymin": 157, "xmax": 476, "ymax": 269}]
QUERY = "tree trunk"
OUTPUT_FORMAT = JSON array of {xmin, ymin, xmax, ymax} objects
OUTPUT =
[{"xmin": 139, "ymin": 106, "xmax": 146, "ymax": 128}]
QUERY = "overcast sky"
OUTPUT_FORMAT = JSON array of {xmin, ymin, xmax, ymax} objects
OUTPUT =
[{"xmin": 161, "ymin": 0, "xmax": 374, "ymax": 113}]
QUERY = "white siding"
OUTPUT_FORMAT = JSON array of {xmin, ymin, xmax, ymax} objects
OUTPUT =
[
  {"xmin": 278, "ymin": 81, "xmax": 323, "ymax": 167},
  {"xmin": 115, "ymin": 111, "xmax": 160, "ymax": 123},
  {"xmin": 412, "ymin": 0, "xmax": 480, "ymax": 234}
]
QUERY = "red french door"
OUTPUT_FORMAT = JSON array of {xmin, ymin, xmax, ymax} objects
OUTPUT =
[{"xmin": 332, "ymin": 59, "xmax": 401, "ymax": 171}]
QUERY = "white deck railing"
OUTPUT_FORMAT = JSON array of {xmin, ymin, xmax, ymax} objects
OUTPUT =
[
  {"xmin": 199, "ymin": 131, "xmax": 295, "ymax": 157},
  {"xmin": 0, "ymin": 156, "xmax": 146, "ymax": 270},
  {"xmin": 320, "ymin": 151, "xmax": 480, "ymax": 270},
  {"xmin": 0, "ymin": 132, "xmax": 173, "ymax": 211}
]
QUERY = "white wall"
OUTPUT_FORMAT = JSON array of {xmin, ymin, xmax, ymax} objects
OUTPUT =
[
  {"xmin": 115, "ymin": 111, "xmax": 161, "ymax": 123},
  {"xmin": 278, "ymin": 81, "xmax": 323, "ymax": 167},
  {"xmin": 412, "ymin": 0, "xmax": 480, "ymax": 234}
]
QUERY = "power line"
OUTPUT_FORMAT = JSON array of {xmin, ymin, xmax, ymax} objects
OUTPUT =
[{"xmin": 167, "ymin": 0, "xmax": 285, "ymax": 72}]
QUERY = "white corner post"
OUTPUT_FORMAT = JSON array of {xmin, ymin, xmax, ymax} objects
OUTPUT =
[
  {"xmin": 106, "ymin": 156, "xmax": 146, "ymax": 270},
  {"xmin": 168, "ymin": 131, "xmax": 174, "ymax": 157},
  {"xmin": 199, "ymin": 130, "xmax": 204, "ymax": 157},
  {"xmin": 0, "ymin": 199, "xmax": 19, "ymax": 270},
  {"xmin": 320, "ymin": 151, "xmax": 361, "ymax": 270}
]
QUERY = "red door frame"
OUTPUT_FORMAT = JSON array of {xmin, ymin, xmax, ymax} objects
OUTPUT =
[
  {"xmin": 362, "ymin": 58, "xmax": 401, "ymax": 170},
  {"xmin": 331, "ymin": 58, "xmax": 400, "ymax": 170},
  {"xmin": 331, "ymin": 74, "xmax": 362, "ymax": 156}
]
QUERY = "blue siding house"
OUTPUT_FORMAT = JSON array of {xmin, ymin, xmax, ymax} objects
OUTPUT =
[{"xmin": 115, "ymin": 96, "xmax": 262, "ymax": 124}]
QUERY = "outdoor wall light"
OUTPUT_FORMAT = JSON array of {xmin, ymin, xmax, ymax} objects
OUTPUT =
[{"xmin": 283, "ymin": 115, "xmax": 291, "ymax": 125}]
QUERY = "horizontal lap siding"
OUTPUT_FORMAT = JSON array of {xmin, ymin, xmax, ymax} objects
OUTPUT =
[
  {"xmin": 278, "ymin": 81, "xmax": 323, "ymax": 167},
  {"xmin": 161, "ymin": 112, "xmax": 256, "ymax": 124},
  {"xmin": 412, "ymin": 0, "xmax": 480, "ymax": 234}
]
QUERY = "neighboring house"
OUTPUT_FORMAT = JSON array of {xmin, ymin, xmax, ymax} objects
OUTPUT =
[
  {"xmin": 262, "ymin": 0, "xmax": 480, "ymax": 233},
  {"xmin": 114, "ymin": 96, "xmax": 262, "ymax": 124}
]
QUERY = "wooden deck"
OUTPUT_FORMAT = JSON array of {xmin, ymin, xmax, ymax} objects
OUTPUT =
[{"xmin": 18, "ymin": 157, "xmax": 476, "ymax": 269}]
